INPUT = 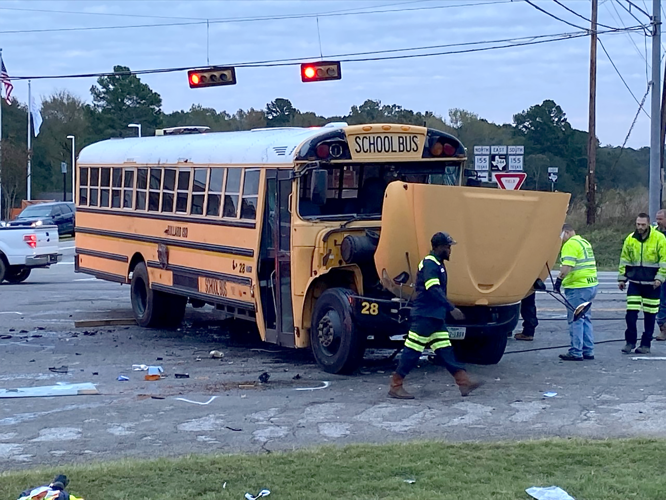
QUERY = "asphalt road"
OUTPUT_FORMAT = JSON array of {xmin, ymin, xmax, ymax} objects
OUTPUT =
[{"xmin": 2, "ymin": 242, "xmax": 666, "ymax": 470}]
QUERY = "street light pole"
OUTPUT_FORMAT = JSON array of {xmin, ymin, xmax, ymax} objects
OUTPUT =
[
  {"xmin": 128, "ymin": 123, "xmax": 141, "ymax": 137},
  {"xmin": 67, "ymin": 135, "xmax": 75, "ymax": 203},
  {"xmin": 649, "ymin": 0, "xmax": 662, "ymax": 220}
]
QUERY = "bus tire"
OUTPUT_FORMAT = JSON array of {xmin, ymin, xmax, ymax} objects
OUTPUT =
[
  {"xmin": 310, "ymin": 287, "xmax": 365, "ymax": 375},
  {"xmin": 452, "ymin": 329, "xmax": 508, "ymax": 365},
  {"xmin": 5, "ymin": 266, "xmax": 31, "ymax": 284},
  {"xmin": 130, "ymin": 262, "xmax": 166, "ymax": 328}
]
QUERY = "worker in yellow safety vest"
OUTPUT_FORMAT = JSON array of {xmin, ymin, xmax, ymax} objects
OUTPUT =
[
  {"xmin": 618, "ymin": 213, "xmax": 666, "ymax": 354},
  {"xmin": 554, "ymin": 224, "xmax": 598, "ymax": 361}
]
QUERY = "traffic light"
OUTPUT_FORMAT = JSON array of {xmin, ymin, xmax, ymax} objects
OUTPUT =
[
  {"xmin": 300, "ymin": 61, "xmax": 342, "ymax": 82},
  {"xmin": 188, "ymin": 66, "xmax": 237, "ymax": 88}
]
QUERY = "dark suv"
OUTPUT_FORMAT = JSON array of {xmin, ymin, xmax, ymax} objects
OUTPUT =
[{"xmin": 9, "ymin": 202, "xmax": 76, "ymax": 236}]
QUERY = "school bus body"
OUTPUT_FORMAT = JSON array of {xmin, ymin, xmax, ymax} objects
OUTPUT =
[{"xmin": 75, "ymin": 123, "xmax": 569, "ymax": 374}]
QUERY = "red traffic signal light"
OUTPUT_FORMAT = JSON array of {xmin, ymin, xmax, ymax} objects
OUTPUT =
[
  {"xmin": 300, "ymin": 61, "xmax": 342, "ymax": 82},
  {"xmin": 188, "ymin": 66, "xmax": 237, "ymax": 88}
]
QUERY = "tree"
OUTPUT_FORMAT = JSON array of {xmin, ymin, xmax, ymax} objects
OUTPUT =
[
  {"xmin": 265, "ymin": 98, "xmax": 296, "ymax": 127},
  {"xmin": 32, "ymin": 91, "xmax": 93, "ymax": 198},
  {"xmin": 90, "ymin": 65, "xmax": 163, "ymax": 137},
  {"xmin": 164, "ymin": 104, "xmax": 235, "ymax": 132},
  {"xmin": 513, "ymin": 99, "xmax": 572, "ymax": 151},
  {"xmin": 0, "ymin": 140, "xmax": 27, "ymax": 219}
]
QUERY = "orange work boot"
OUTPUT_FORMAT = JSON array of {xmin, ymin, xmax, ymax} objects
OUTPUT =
[
  {"xmin": 388, "ymin": 372, "xmax": 414, "ymax": 399},
  {"xmin": 453, "ymin": 370, "xmax": 484, "ymax": 397}
]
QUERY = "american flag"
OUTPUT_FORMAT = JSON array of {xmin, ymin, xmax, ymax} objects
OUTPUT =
[{"xmin": 1, "ymin": 55, "xmax": 13, "ymax": 105}]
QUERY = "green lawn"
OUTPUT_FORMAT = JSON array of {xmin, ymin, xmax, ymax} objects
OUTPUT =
[{"xmin": 3, "ymin": 439, "xmax": 666, "ymax": 500}]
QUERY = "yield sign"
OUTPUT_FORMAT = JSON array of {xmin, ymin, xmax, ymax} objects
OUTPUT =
[{"xmin": 495, "ymin": 172, "xmax": 527, "ymax": 190}]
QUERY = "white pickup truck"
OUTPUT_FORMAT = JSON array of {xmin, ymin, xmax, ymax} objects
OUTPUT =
[{"xmin": 0, "ymin": 224, "xmax": 61, "ymax": 283}]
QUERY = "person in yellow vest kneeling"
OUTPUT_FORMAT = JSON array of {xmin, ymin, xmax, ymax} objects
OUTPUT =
[{"xmin": 555, "ymin": 224, "xmax": 599, "ymax": 361}]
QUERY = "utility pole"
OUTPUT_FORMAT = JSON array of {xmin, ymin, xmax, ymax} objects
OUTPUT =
[
  {"xmin": 650, "ymin": 0, "xmax": 662, "ymax": 220},
  {"xmin": 586, "ymin": 0, "xmax": 598, "ymax": 225},
  {"xmin": 660, "ymin": 54, "xmax": 666, "ymax": 209}
]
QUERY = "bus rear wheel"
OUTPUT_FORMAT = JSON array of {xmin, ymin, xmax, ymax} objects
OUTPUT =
[
  {"xmin": 452, "ymin": 329, "xmax": 508, "ymax": 365},
  {"xmin": 131, "ymin": 262, "xmax": 186, "ymax": 328},
  {"xmin": 310, "ymin": 288, "xmax": 365, "ymax": 375}
]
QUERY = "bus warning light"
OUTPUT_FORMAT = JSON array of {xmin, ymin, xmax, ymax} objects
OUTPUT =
[{"xmin": 300, "ymin": 61, "xmax": 341, "ymax": 82}]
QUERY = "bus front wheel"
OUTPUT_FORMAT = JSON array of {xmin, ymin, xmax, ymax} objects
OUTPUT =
[
  {"xmin": 311, "ymin": 288, "xmax": 365, "ymax": 375},
  {"xmin": 131, "ymin": 262, "xmax": 185, "ymax": 328}
]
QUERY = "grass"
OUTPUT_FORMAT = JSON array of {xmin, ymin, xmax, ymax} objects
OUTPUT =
[
  {"xmin": 577, "ymin": 224, "xmax": 627, "ymax": 271},
  {"xmin": 3, "ymin": 439, "xmax": 666, "ymax": 499}
]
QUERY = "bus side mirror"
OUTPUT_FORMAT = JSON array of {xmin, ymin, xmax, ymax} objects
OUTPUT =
[{"xmin": 311, "ymin": 169, "xmax": 328, "ymax": 206}]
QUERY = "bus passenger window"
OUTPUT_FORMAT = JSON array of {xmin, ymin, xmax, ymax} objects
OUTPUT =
[
  {"xmin": 148, "ymin": 169, "xmax": 162, "ymax": 212},
  {"xmin": 98, "ymin": 168, "xmax": 110, "ymax": 208},
  {"xmin": 206, "ymin": 168, "xmax": 225, "ymax": 217},
  {"xmin": 240, "ymin": 170, "xmax": 260, "ymax": 220},
  {"xmin": 161, "ymin": 169, "xmax": 176, "ymax": 213},
  {"xmin": 111, "ymin": 168, "xmax": 122, "ymax": 208},
  {"xmin": 191, "ymin": 168, "xmax": 207, "ymax": 215},
  {"xmin": 223, "ymin": 168, "xmax": 241, "ymax": 218},
  {"xmin": 135, "ymin": 168, "xmax": 148, "ymax": 211},
  {"xmin": 79, "ymin": 167, "xmax": 89, "ymax": 206},
  {"xmin": 123, "ymin": 170, "xmax": 134, "ymax": 209},
  {"xmin": 176, "ymin": 170, "xmax": 190, "ymax": 213}
]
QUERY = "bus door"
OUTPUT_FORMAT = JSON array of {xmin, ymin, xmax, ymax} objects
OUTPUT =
[{"xmin": 259, "ymin": 170, "xmax": 294, "ymax": 347}]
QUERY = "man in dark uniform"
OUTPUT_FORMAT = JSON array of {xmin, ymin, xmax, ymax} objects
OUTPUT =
[{"xmin": 388, "ymin": 232, "xmax": 483, "ymax": 399}]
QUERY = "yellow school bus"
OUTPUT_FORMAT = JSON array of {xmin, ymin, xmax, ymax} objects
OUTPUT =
[{"xmin": 75, "ymin": 123, "xmax": 569, "ymax": 374}]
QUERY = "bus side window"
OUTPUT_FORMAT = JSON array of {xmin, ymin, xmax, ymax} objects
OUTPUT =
[
  {"xmin": 240, "ymin": 169, "xmax": 260, "ymax": 220},
  {"xmin": 123, "ymin": 169, "xmax": 134, "ymax": 209},
  {"xmin": 224, "ymin": 168, "xmax": 241, "ymax": 218},
  {"xmin": 136, "ymin": 168, "xmax": 148, "ymax": 210},
  {"xmin": 176, "ymin": 170, "xmax": 191, "ymax": 213},
  {"xmin": 190, "ymin": 168, "xmax": 207, "ymax": 215},
  {"xmin": 206, "ymin": 168, "xmax": 225, "ymax": 217},
  {"xmin": 79, "ymin": 167, "xmax": 89, "ymax": 206}
]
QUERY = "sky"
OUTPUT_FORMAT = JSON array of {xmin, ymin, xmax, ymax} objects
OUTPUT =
[{"xmin": 0, "ymin": 0, "xmax": 658, "ymax": 148}]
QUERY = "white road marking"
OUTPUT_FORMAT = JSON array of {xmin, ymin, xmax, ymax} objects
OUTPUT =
[
  {"xmin": 177, "ymin": 414, "xmax": 225, "ymax": 432},
  {"xmin": 31, "ymin": 427, "xmax": 82, "ymax": 442}
]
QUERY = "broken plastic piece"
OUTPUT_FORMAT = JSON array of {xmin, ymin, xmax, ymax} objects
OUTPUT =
[
  {"xmin": 245, "ymin": 489, "xmax": 270, "ymax": 500},
  {"xmin": 0, "ymin": 382, "xmax": 99, "ymax": 398},
  {"xmin": 145, "ymin": 366, "xmax": 163, "ymax": 381},
  {"xmin": 48, "ymin": 366, "xmax": 68, "ymax": 374},
  {"xmin": 117, "ymin": 376, "xmax": 129, "ymax": 382},
  {"xmin": 174, "ymin": 373, "xmax": 190, "ymax": 379},
  {"xmin": 526, "ymin": 486, "xmax": 575, "ymax": 500},
  {"xmin": 543, "ymin": 392, "xmax": 557, "ymax": 398},
  {"xmin": 132, "ymin": 364, "xmax": 148, "ymax": 371},
  {"xmin": 209, "ymin": 350, "xmax": 224, "ymax": 359}
]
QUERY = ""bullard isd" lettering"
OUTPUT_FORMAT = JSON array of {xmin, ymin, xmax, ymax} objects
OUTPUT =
[{"xmin": 354, "ymin": 134, "xmax": 420, "ymax": 155}]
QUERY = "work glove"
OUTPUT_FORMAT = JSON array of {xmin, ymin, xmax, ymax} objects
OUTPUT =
[{"xmin": 554, "ymin": 277, "xmax": 562, "ymax": 294}]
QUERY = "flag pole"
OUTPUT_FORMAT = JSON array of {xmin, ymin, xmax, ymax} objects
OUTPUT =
[{"xmin": 27, "ymin": 79, "xmax": 32, "ymax": 201}]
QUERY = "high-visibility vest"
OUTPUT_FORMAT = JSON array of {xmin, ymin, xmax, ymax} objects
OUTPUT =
[
  {"xmin": 619, "ymin": 227, "xmax": 666, "ymax": 284},
  {"xmin": 560, "ymin": 235, "xmax": 598, "ymax": 289}
]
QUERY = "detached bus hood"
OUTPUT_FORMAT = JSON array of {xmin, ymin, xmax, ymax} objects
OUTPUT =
[{"xmin": 375, "ymin": 182, "xmax": 570, "ymax": 306}]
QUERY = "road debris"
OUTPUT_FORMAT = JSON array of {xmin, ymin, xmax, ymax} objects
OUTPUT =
[
  {"xmin": 403, "ymin": 479, "xmax": 416, "ymax": 484},
  {"xmin": 132, "ymin": 364, "xmax": 149, "ymax": 371},
  {"xmin": 117, "ymin": 376, "xmax": 129, "ymax": 381},
  {"xmin": 75, "ymin": 318, "xmax": 135, "ymax": 328},
  {"xmin": 245, "ymin": 489, "xmax": 270, "ymax": 500},
  {"xmin": 174, "ymin": 396, "xmax": 218, "ymax": 405},
  {"xmin": 145, "ymin": 366, "xmax": 164, "ymax": 381},
  {"xmin": 225, "ymin": 426, "xmax": 242, "ymax": 432},
  {"xmin": 543, "ymin": 392, "xmax": 558, "ymax": 398},
  {"xmin": 174, "ymin": 373, "xmax": 190, "ymax": 379},
  {"xmin": 209, "ymin": 350, "xmax": 224, "ymax": 359},
  {"xmin": 295, "ymin": 381, "xmax": 330, "ymax": 391},
  {"xmin": 48, "ymin": 366, "xmax": 69, "ymax": 374},
  {"xmin": 292, "ymin": 374, "xmax": 301, "ymax": 380},
  {"xmin": 0, "ymin": 335, "xmax": 13, "ymax": 339},
  {"xmin": 526, "ymin": 486, "xmax": 575, "ymax": 500},
  {"xmin": 0, "ymin": 382, "xmax": 99, "ymax": 398},
  {"xmin": 258, "ymin": 372, "xmax": 270, "ymax": 383}
]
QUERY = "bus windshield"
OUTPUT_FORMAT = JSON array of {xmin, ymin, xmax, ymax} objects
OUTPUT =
[{"xmin": 298, "ymin": 161, "xmax": 462, "ymax": 219}]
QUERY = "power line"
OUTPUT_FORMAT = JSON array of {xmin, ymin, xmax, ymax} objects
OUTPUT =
[
  {"xmin": 606, "ymin": 0, "xmax": 649, "ymax": 81},
  {"xmin": 598, "ymin": 37, "xmax": 650, "ymax": 117},
  {"xmin": 0, "ymin": 1, "xmax": 429, "ymax": 23},
  {"xmin": 523, "ymin": 0, "xmax": 589, "ymax": 30},
  {"xmin": 552, "ymin": 0, "xmax": 624, "ymax": 29},
  {"xmin": 8, "ymin": 25, "xmax": 641, "ymax": 81},
  {"xmin": 610, "ymin": 83, "xmax": 651, "ymax": 172},
  {"xmin": 0, "ymin": 1, "xmax": 514, "ymax": 36}
]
